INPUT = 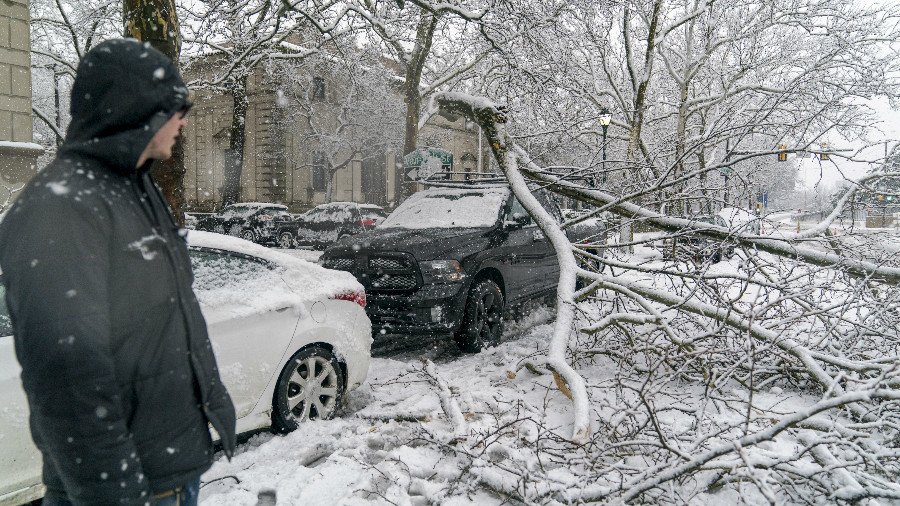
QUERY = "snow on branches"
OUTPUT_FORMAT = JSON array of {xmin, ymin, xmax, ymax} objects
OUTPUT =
[{"xmin": 434, "ymin": 90, "xmax": 900, "ymax": 503}]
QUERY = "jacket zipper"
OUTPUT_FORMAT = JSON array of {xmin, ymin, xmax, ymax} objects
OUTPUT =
[{"xmin": 130, "ymin": 173, "xmax": 235, "ymax": 458}]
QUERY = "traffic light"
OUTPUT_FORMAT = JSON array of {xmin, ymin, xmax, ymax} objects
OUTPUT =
[
  {"xmin": 888, "ymin": 195, "xmax": 895, "ymax": 202},
  {"xmin": 877, "ymin": 194, "xmax": 885, "ymax": 201},
  {"xmin": 777, "ymin": 144, "xmax": 788, "ymax": 162},
  {"xmin": 819, "ymin": 142, "xmax": 829, "ymax": 161}
]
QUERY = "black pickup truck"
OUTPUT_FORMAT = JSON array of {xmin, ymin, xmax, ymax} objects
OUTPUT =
[{"xmin": 320, "ymin": 185, "xmax": 605, "ymax": 352}]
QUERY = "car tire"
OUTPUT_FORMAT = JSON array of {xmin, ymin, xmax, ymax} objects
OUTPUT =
[
  {"xmin": 240, "ymin": 229, "xmax": 257, "ymax": 243},
  {"xmin": 278, "ymin": 232, "xmax": 295, "ymax": 249},
  {"xmin": 454, "ymin": 279, "xmax": 505, "ymax": 353},
  {"xmin": 271, "ymin": 345, "xmax": 345, "ymax": 433}
]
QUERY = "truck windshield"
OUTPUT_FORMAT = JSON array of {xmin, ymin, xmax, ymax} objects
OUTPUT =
[{"xmin": 380, "ymin": 188, "xmax": 509, "ymax": 229}]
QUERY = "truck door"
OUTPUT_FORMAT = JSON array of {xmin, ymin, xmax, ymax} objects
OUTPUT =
[
  {"xmin": 500, "ymin": 197, "xmax": 554, "ymax": 301},
  {"xmin": 532, "ymin": 191, "xmax": 562, "ymax": 293}
]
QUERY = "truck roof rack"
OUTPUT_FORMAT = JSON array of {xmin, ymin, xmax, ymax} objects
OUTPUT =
[{"xmin": 417, "ymin": 171, "xmax": 508, "ymax": 187}]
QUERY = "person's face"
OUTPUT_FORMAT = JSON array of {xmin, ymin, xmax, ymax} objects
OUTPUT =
[{"xmin": 146, "ymin": 111, "xmax": 187, "ymax": 160}]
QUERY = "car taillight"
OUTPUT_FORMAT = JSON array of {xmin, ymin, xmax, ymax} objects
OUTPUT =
[
  {"xmin": 359, "ymin": 218, "xmax": 376, "ymax": 227},
  {"xmin": 332, "ymin": 290, "xmax": 366, "ymax": 308}
]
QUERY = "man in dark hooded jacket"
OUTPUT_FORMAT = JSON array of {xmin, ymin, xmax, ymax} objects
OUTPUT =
[{"xmin": 0, "ymin": 39, "xmax": 236, "ymax": 504}]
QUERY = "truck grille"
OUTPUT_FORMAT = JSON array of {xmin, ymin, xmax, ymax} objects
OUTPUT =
[
  {"xmin": 328, "ymin": 257, "xmax": 355, "ymax": 270},
  {"xmin": 370, "ymin": 256, "xmax": 410, "ymax": 270},
  {"xmin": 323, "ymin": 253, "xmax": 420, "ymax": 293}
]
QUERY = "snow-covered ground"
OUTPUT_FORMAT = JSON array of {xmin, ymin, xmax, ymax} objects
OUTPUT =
[
  {"xmin": 199, "ymin": 306, "xmax": 558, "ymax": 505},
  {"xmin": 198, "ymin": 239, "xmax": 899, "ymax": 504}
]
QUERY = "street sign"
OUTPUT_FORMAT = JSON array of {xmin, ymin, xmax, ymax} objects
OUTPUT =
[{"xmin": 403, "ymin": 147, "xmax": 453, "ymax": 180}]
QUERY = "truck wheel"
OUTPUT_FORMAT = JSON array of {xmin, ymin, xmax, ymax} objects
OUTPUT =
[{"xmin": 455, "ymin": 279, "xmax": 505, "ymax": 353}]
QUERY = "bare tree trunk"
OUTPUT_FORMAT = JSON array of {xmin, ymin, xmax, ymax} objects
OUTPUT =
[
  {"xmin": 398, "ymin": 11, "xmax": 439, "ymax": 201},
  {"xmin": 123, "ymin": 0, "xmax": 186, "ymax": 226},
  {"xmin": 325, "ymin": 174, "xmax": 335, "ymax": 203},
  {"xmin": 621, "ymin": 0, "xmax": 662, "ymax": 251},
  {"xmin": 221, "ymin": 75, "xmax": 249, "ymax": 207}
]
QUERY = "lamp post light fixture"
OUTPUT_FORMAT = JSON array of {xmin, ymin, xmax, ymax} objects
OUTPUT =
[{"xmin": 598, "ymin": 107, "xmax": 612, "ymax": 186}]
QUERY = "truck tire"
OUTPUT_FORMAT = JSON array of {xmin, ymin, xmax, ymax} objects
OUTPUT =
[{"xmin": 454, "ymin": 279, "xmax": 505, "ymax": 353}]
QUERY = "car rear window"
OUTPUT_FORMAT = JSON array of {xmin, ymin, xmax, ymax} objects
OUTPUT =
[{"xmin": 307, "ymin": 205, "xmax": 353, "ymax": 223}]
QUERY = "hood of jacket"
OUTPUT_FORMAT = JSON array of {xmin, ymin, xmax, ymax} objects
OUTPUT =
[{"xmin": 61, "ymin": 38, "xmax": 190, "ymax": 173}]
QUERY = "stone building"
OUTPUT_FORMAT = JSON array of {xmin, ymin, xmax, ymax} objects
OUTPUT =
[
  {"xmin": 0, "ymin": 0, "xmax": 41, "ymax": 206},
  {"xmin": 182, "ymin": 60, "xmax": 490, "ymax": 212}
]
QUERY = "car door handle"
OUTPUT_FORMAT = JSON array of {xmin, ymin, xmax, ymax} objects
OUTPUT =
[{"xmin": 275, "ymin": 307, "xmax": 291, "ymax": 313}]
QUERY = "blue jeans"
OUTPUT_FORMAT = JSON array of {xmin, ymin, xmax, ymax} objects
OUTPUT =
[{"xmin": 42, "ymin": 478, "xmax": 201, "ymax": 506}]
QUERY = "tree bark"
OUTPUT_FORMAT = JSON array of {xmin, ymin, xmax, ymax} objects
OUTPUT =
[
  {"xmin": 398, "ymin": 11, "xmax": 439, "ymax": 201},
  {"xmin": 123, "ymin": 0, "xmax": 186, "ymax": 226},
  {"xmin": 221, "ymin": 75, "xmax": 249, "ymax": 207}
]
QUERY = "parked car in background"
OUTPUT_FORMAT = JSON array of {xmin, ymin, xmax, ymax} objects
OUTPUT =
[
  {"xmin": 0, "ymin": 231, "xmax": 371, "ymax": 505},
  {"xmin": 657, "ymin": 214, "xmax": 735, "ymax": 263},
  {"xmin": 193, "ymin": 203, "xmax": 291, "ymax": 244},
  {"xmin": 320, "ymin": 186, "xmax": 603, "ymax": 353},
  {"xmin": 275, "ymin": 202, "xmax": 387, "ymax": 249}
]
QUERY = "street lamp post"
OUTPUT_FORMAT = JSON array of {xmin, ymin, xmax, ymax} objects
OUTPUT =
[{"xmin": 599, "ymin": 107, "xmax": 612, "ymax": 186}]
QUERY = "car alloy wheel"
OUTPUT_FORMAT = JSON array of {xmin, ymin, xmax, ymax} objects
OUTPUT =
[
  {"xmin": 455, "ymin": 279, "xmax": 505, "ymax": 353},
  {"xmin": 272, "ymin": 345, "xmax": 344, "ymax": 433},
  {"xmin": 240, "ymin": 229, "xmax": 256, "ymax": 243},
  {"xmin": 278, "ymin": 232, "xmax": 295, "ymax": 249}
]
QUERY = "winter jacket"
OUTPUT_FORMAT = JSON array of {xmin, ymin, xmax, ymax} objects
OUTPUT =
[{"xmin": 0, "ymin": 39, "xmax": 236, "ymax": 504}]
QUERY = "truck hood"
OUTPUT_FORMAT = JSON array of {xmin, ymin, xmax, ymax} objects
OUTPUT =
[{"xmin": 325, "ymin": 227, "xmax": 494, "ymax": 260}]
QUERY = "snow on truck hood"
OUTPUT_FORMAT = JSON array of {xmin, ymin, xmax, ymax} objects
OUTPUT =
[{"xmin": 187, "ymin": 230, "xmax": 362, "ymax": 319}]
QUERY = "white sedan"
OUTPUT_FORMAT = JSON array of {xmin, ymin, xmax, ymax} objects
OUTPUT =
[{"xmin": 0, "ymin": 231, "xmax": 371, "ymax": 505}]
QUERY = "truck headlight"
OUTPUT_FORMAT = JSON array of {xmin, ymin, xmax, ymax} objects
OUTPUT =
[{"xmin": 419, "ymin": 260, "xmax": 466, "ymax": 283}]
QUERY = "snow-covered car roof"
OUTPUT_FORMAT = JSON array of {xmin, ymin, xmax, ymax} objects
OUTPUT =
[
  {"xmin": 187, "ymin": 230, "xmax": 362, "ymax": 302},
  {"xmin": 379, "ymin": 186, "xmax": 510, "ymax": 230}
]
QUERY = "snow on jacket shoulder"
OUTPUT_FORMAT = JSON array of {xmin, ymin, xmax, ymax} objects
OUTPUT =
[{"xmin": 0, "ymin": 39, "xmax": 235, "ymax": 505}]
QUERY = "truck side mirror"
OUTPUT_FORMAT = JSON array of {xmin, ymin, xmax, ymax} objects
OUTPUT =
[{"xmin": 504, "ymin": 213, "xmax": 530, "ymax": 230}]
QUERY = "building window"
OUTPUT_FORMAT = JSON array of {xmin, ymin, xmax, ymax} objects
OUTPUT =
[
  {"xmin": 312, "ymin": 77, "xmax": 326, "ymax": 101},
  {"xmin": 311, "ymin": 152, "xmax": 328, "ymax": 192}
]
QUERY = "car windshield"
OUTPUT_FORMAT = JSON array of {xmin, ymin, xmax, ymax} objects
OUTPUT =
[{"xmin": 379, "ymin": 188, "xmax": 509, "ymax": 229}]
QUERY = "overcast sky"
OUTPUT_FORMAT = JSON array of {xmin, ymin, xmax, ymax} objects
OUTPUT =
[{"xmin": 796, "ymin": 96, "xmax": 899, "ymax": 191}]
